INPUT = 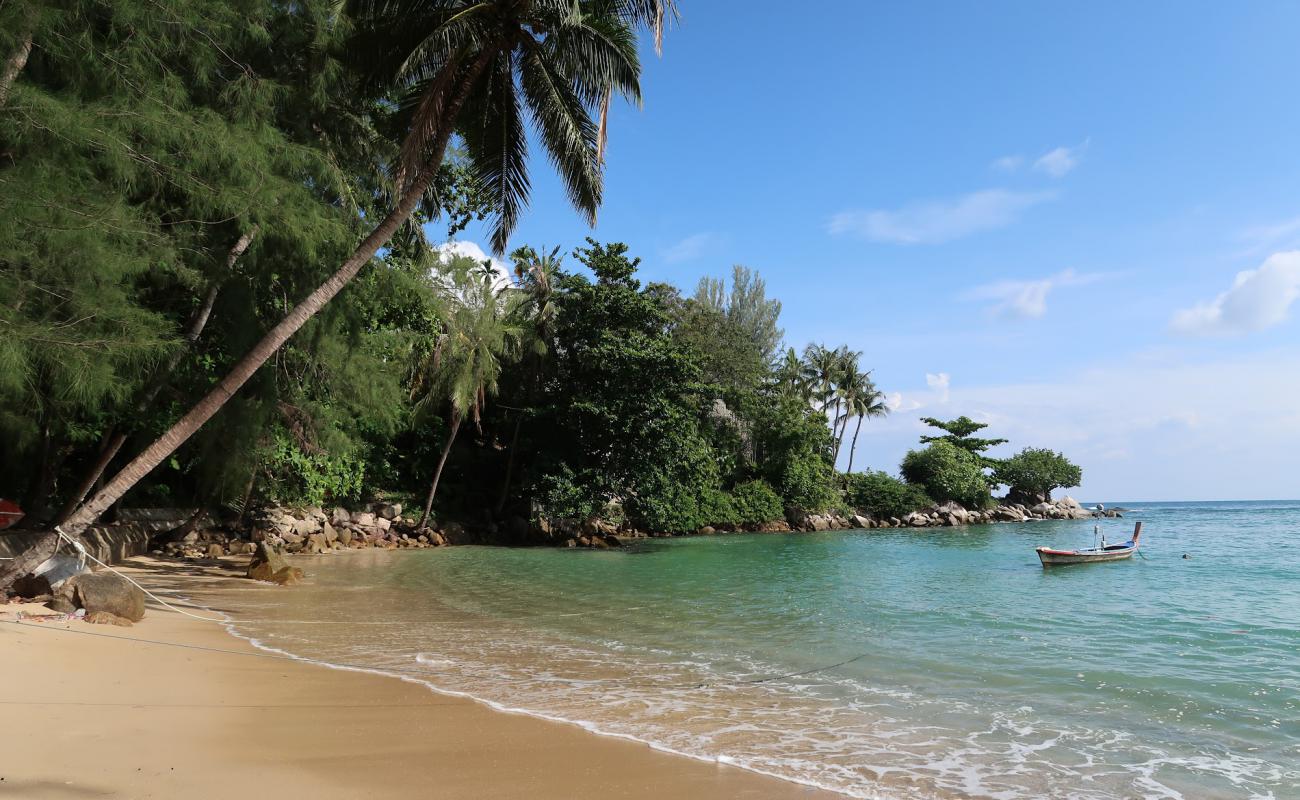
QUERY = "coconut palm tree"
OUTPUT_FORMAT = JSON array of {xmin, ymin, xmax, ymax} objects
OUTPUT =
[
  {"xmin": 0, "ymin": 0, "xmax": 675, "ymax": 591},
  {"xmin": 841, "ymin": 372, "xmax": 889, "ymax": 474},
  {"xmin": 493, "ymin": 243, "xmax": 562, "ymax": 514},
  {"xmin": 413, "ymin": 262, "xmax": 526, "ymax": 529},
  {"xmin": 773, "ymin": 346, "xmax": 809, "ymax": 401}
]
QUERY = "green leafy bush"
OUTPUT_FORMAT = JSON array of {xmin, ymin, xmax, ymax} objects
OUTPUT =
[
  {"xmin": 844, "ymin": 471, "xmax": 932, "ymax": 519},
  {"xmin": 899, "ymin": 441, "xmax": 991, "ymax": 509},
  {"xmin": 263, "ymin": 434, "xmax": 366, "ymax": 506},
  {"xmin": 731, "ymin": 479, "xmax": 784, "ymax": 524},
  {"xmin": 993, "ymin": 448, "xmax": 1082, "ymax": 506},
  {"xmin": 779, "ymin": 453, "xmax": 840, "ymax": 513}
]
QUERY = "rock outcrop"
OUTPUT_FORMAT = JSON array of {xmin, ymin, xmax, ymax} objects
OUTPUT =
[{"xmin": 62, "ymin": 572, "xmax": 147, "ymax": 622}]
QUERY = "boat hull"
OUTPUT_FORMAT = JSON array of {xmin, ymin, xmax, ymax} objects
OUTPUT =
[{"xmin": 1036, "ymin": 546, "xmax": 1135, "ymax": 566}]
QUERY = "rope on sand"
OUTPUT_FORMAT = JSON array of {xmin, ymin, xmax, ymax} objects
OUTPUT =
[{"xmin": 53, "ymin": 526, "xmax": 228, "ymax": 623}]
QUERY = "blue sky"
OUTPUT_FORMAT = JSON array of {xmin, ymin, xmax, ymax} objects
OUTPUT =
[{"xmin": 445, "ymin": 1, "xmax": 1300, "ymax": 501}]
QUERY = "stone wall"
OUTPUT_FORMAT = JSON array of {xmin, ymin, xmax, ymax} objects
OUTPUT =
[{"xmin": 0, "ymin": 522, "xmax": 153, "ymax": 565}]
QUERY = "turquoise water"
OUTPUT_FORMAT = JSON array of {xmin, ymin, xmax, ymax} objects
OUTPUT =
[{"xmin": 226, "ymin": 501, "xmax": 1300, "ymax": 799}]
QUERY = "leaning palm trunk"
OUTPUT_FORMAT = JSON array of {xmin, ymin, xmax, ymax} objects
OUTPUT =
[
  {"xmin": 55, "ymin": 227, "xmax": 259, "ymax": 524},
  {"xmin": 846, "ymin": 414, "xmax": 864, "ymax": 474},
  {"xmin": 418, "ymin": 412, "xmax": 462, "ymax": 530},
  {"xmin": 0, "ymin": 56, "xmax": 491, "ymax": 593},
  {"xmin": 0, "ymin": 29, "xmax": 32, "ymax": 108}
]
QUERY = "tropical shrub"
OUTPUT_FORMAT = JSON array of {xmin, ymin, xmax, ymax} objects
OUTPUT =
[
  {"xmin": 993, "ymin": 448, "xmax": 1082, "ymax": 506},
  {"xmin": 778, "ymin": 454, "xmax": 840, "ymax": 513},
  {"xmin": 899, "ymin": 441, "xmax": 992, "ymax": 509},
  {"xmin": 731, "ymin": 479, "xmax": 784, "ymax": 524},
  {"xmin": 844, "ymin": 471, "xmax": 932, "ymax": 519}
]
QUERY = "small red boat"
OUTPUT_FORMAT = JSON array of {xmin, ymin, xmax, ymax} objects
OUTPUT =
[
  {"xmin": 0, "ymin": 498, "xmax": 23, "ymax": 530},
  {"xmin": 1037, "ymin": 522, "xmax": 1143, "ymax": 566}
]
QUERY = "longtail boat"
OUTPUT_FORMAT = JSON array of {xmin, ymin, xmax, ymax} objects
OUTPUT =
[{"xmin": 1036, "ymin": 522, "xmax": 1143, "ymax": 566}]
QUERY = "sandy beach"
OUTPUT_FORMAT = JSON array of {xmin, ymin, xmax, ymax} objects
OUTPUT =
[{"xmin": 0, "ymin": 557, "xmax": 838, "ymax": 800}]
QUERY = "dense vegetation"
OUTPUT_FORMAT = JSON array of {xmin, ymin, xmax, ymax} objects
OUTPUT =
[{"xmin": 0, "ymin": 0, "xmax": 1082, "ymax": 583}]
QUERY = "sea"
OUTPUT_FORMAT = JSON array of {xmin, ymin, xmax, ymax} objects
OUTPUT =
[{"xmin": 217, "ymin": 500, "xmax": 1300, "ymax": 799}]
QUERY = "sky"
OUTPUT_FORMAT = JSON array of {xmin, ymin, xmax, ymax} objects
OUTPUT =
[{"xmin": 441, "ymin": 1, "xmax": 1300, "ymax": 502}]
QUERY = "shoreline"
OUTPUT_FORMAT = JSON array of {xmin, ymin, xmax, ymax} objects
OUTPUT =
[{"xmin": 1, "ymin": 556, "xmax": 849, "ymax": 800}]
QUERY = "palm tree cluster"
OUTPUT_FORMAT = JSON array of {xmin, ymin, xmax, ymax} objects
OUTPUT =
[{"xmin": 777, "ymin": 344, "xmax": 890, "ymax": 473}]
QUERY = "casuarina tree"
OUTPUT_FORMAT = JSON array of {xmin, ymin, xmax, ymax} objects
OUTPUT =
[{"xmin": 0, "ymin": 0, "xmax": 677, "ymax": 592}]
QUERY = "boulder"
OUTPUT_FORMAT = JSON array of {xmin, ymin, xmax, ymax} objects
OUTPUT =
[
  {"xmin": 699, "ymin": 526, "xmax": 716, "ymax": 535},
  {"xmin": 292, "ymin": 517, "xmax": 321, "ymax": 537},
  {"xmin": 247, "ymin": 542, "xmax": 304, "ymax": 585},
  {"xmin": 354, "ymin": 512, "xmax": 377, "ymax": 528},
  {"xmin": 374, "ymin": 517, "xmax": 391, "ymax": 532},
  {"xmin": 46, "ymin": 595, "xmax": 76, "ymax": 614},
  {"xmin": 322, "ymin": 521, "xmax": 339, "ymax": 544},
  {"xmin": 850, "ymin": 515, "xmax": 871, "ymax": 529},
  {"xmin": 335, "ymin": 526, "xmax": 353, "ymax": 546},
  {"xmin": 205, "ymin": 544, "xmax": 225, "ymax": 558},
  {"xmin": 1057, "ymin": 495, "xmax": 1082, "ymax": 509},
  {"xmin": 304, "ymin": 533, "xmax": 328, "ymax": 554},
  {"xmin": 330, "ymin": 507, "xmax": 351, "ymax": 526},
  {"xmin": 376, "ymin": 503, "xmax": 402, "ymax": 520},
  {"xmin": 65, "ymin": 572, "xmax": 146, "ymax": 622}
]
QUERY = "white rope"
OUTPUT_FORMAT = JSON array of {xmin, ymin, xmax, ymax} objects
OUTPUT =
[{"xmin": 54, "ymin": 526, "xmax": 228, "ymax": 623}]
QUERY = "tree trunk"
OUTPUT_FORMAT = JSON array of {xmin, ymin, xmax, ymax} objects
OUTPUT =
[
  {"xmin": 55, "ymin": 227, "xmax": 259, "ymax": 523},
  {"xmin": 0, "ymin": 29, "xmax": 32, "ymax": 108},
  {"xmin": 846, "ymin": 414, "xmax": 864, "ymax": 474},
  {"xmin": 493, "ymin": 415, "xmax": 522, "ymax": 516},
  {"xmin": 0, "ymin": 53, "xmax": 494, "ymax": 594},
  {"xmin": 418, "ymin": 413, "xmax": 461, "ymax": 529}
]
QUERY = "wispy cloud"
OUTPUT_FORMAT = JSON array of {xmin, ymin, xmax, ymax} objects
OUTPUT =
[
  {"xmin": 991, "ymin": 155, "xmax": 1024, "ymax": 172},
  {"xmin": 829, "ymin": 189, "xmax": 1054, "ymax": 245},
  {"xmin": 1033, "ymin": 143, "xmax": 1085, "ymax": 177},
  {"xmin": 1170, "ymin": 251, "xmax": 1300, "ymax": 335},
  {"xmin": 1238, "ymin": 215, "xmax": 1300, "ymax": 256},
  {"xmin": 662, "ymin": 232, "xmax": 715, "ymax": 264},
  {"xmin": 963, "ymin": 268, "xmax": 1108, "ymax": 319}
]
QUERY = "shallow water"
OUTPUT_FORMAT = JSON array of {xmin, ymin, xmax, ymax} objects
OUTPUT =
[{"xmin": 223, "ymin": 501, "xmax": 1300, "ymax": 799}]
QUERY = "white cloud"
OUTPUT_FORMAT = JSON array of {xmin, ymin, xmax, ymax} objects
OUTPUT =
[
  {"xmin": 1033, "ymin": 142, "xmax": 1085, "ymax": 178},
  {"xmin": 829, "ymin": 189, "xmax": 1054, "ymax": 245},
  {"xmin": 1170, "ymin": 251, "xmax": 1300, "ymax": 335},
  {"xmin": 435, "ymin": 240, "xmax": 513, "ymax": 291},
  {"xmin": 963, "ymin": 268, "xmax": 1107, "ymax": 319},
  {"xmin": 662, "ymin": 232, "xmax": 714, "ymax": 264},
  {"xmin": 991, "ymin": 155, "xmax": 1024, "ymax": 171},
  {"xmin": 925, "ymin": 372, "xmax": 951, "ymax": 403}
]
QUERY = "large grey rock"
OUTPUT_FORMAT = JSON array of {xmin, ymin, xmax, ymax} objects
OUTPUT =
[
  {"xmin": 330, "ymin": 507, "xmax": 351, "ymax": 526},
  {"xmin": 65, "ymin": 572, "xmax": 146, "ymax": 622},
  {"xmin": 376, "ymin": 503, "xmax": 402, "ymax": 520},
  {"xmin": 354, "ymin": 512, "xmax": 377, "ymax": 528}
]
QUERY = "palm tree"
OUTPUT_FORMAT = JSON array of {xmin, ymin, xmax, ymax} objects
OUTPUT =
[
  {"xmin": 828, "ymin": 348, "xmax": 861, "ymax": 458},
  {"xmin": 773, "ymin": 346, "xmax": 809, "ymax": 400},
  {"xmin": 0, "ymin": 0, "xmax": 675, "ymax": 590},
  {"xmin": 841, "ymin": 372, "xmax": 889, "ymax": 474},
  {"xmin": 413, "ymin": 261, "xmax": 526, "ymax": 529},
  {"xmin": 493, "ymin": 244, "xmax": 562, "ymax": 514}
]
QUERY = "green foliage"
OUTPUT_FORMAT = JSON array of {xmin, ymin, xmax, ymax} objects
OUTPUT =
[
  {"xmin": 844, "ymin": 471, "xmax": 932, "ymax": 519},
  {"xmin": 900, "ymin": 441, "xmax": 992, "ymax": 509},
  {"xmin": 778, "ymin": 454, "xmax": 840, "ymax": 513},
  {"xmin": 918, "ymin": 416, "xmax": 1008, "ymax": 461},
  {"xmin": 994, "ymin": 448, "xmax": 1083, "ymax": 505},
  {"xmin": 730, "ymin": 479, "xmax": 784, "ymax": 525},
  {"xmin": 263, "ymin": 433, "xmax": 367, "ymax": 507}
]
